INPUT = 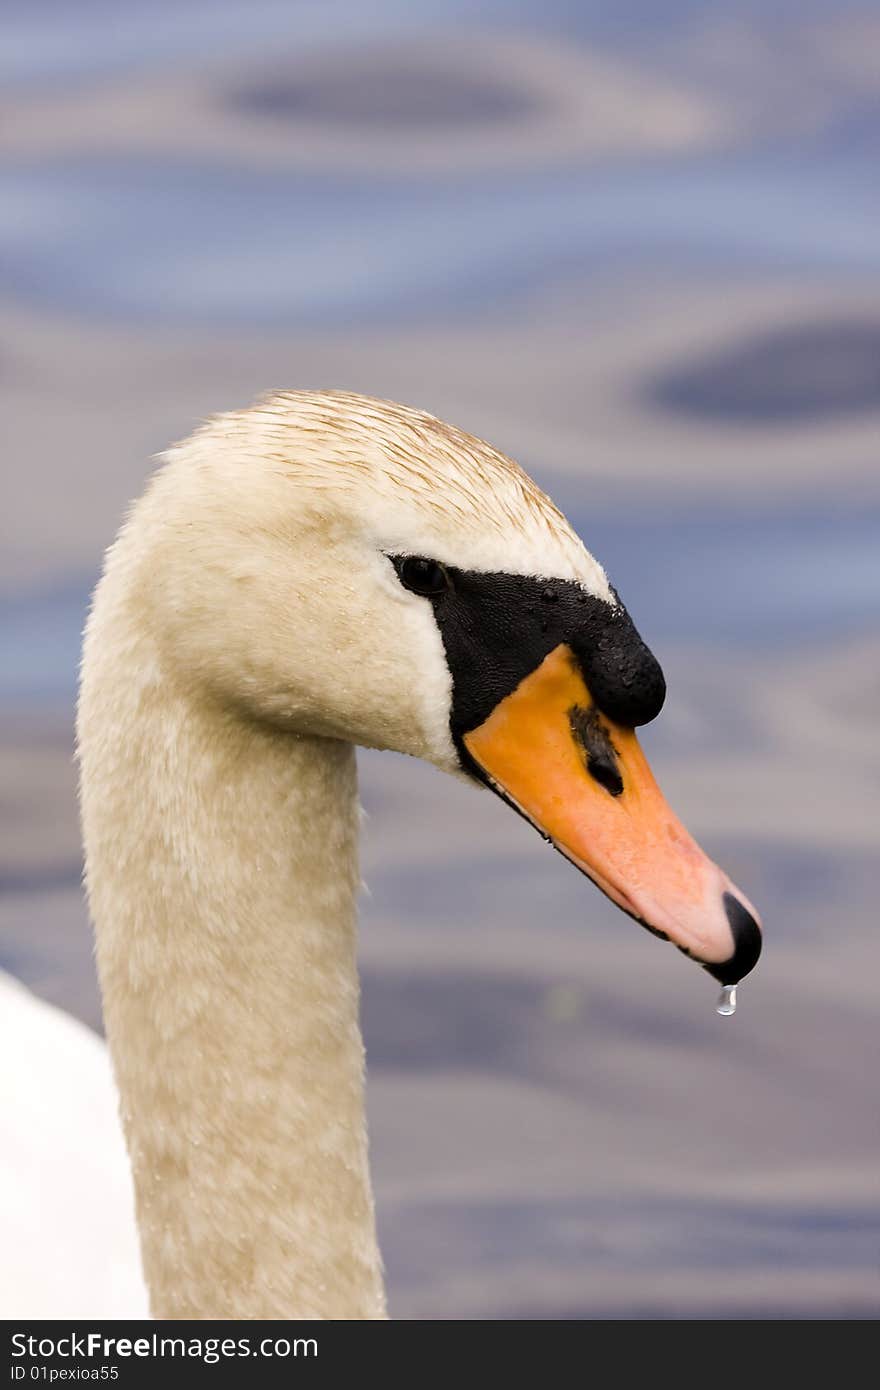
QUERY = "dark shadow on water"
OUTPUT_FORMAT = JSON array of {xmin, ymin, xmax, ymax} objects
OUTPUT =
[
  {"xmin": 382, "ymin": 1194, "xmax": 880, "ymax": 1275},
  {"xmin": 647, "ymin": 320, "xmax": 880, "ymax": 423},
  {"xmin": 231, "ymin": 59, "xmax": 537, "ymax": 129},
  {"xmin": 380, "ymin": 1193, "xmax": 880, "ymax": 1317},
  {"xmin": 360, "ymin": 965, "xmax": 733, "ymax": 1089}
]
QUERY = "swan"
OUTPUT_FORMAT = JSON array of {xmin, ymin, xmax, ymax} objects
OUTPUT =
[
  {"xmin": 0, "ymin": 970, "xmax": 148, "ymax": 1318},
  {"xmin": 73, "ymin": 389, "xmax": 762, "ymax": 1320}
]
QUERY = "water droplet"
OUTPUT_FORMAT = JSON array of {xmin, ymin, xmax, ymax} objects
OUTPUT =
[{"xmin": 716, "ymin": 983, "xmax": 737, "ymax": 1017}]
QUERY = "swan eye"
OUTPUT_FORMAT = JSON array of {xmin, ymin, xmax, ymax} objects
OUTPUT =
[{"xmin": 395, "ymin": 556, "xmax": 450, "ymax": 597}]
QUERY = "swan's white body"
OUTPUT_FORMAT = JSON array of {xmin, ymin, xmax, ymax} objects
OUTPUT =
[
  {"xmin": 12, "ymin": 389, "xmax": 758, "ymax": 1319},
  {"xmin": 0, "ymin": 971, "xmax": 147, "ymax": 1317}
]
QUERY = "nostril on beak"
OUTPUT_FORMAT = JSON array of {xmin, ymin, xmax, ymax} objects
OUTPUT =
[{"xmin": 704, "ymin": 893, "xmax": 763, "ymax": 986}]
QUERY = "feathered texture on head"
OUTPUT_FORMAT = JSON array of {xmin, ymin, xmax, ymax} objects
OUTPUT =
[{"xmin": 168, "ymin": 389, "xmax": 610, "ymax": 593}]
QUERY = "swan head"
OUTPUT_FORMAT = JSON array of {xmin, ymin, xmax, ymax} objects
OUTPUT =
[{"xmin": 131, "ymin": 389, "xmax": 761, "ymax": 987}]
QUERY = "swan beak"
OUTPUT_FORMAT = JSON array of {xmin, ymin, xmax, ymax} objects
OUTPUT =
[{"xmin": 462, "ymin": 644, "xmax": 762, "ymax": 984}]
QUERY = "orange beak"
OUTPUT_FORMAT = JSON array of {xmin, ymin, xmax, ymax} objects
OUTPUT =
[{"xmin": 463, "ymin": 645, "xmax": 762, "ymax": 983}]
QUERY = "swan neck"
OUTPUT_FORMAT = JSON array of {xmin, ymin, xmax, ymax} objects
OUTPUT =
[{"xmin": 79, "ymin": 632, "xmax": 385, "ymax": 1319}]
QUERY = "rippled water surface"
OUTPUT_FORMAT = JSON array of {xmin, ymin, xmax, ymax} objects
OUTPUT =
[{"xmin": 2, "ymin": 0, "xmax": 879, "ymax": 1319}]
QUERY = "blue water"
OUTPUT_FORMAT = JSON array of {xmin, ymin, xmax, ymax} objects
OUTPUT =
[
  {"xmin": 3, "ymin": 0, "xmax": 879, "ymax": 329},
  {"xmin": 2, "ymin": 150, "xmax": 879, "ymax": 328},
  {"xmin": 1, "ymin": 1, "xmax": 857, "ymax": 88},
  {"xmin": 4, "ymin": 0, "xmax": 880, "ymax": 1323}
]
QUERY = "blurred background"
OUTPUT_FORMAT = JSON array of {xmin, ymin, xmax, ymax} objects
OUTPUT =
[{"xmin": 2, "ymin": 0, "xmax": 879, "ymax": 1318}]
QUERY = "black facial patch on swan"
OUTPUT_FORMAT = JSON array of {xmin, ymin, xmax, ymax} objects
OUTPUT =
[
  {"xmin": 569, "ymin": 705, "xmax": 624, "ymax": 797},
  {"xmin": 388, "ymin": 559, "xmax": 666, "ymax": 762}
]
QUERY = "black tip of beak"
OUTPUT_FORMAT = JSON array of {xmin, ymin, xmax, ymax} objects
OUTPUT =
[{"xmin": 704, "ymin": 893, "xmax": 763, "ymax": 986}]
